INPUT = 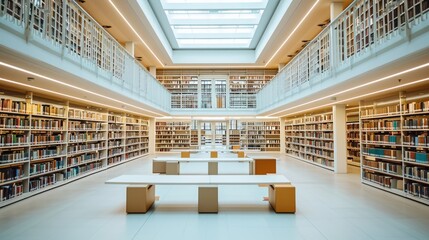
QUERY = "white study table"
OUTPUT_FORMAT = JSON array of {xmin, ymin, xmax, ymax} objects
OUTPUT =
[
  {"xmin": 152, "ymin": 157, "xmax": 255, "ymax": 175},
  {"xmin": 105, "ymin": 174, "xmax": 294, "ymax": 213}
]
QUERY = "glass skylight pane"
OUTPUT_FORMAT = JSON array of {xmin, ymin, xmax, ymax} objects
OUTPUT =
[
  {"xmin": 173, "ymin": 25, "xmax": 256, "ymax": 34},
  {"xmin": 178, "ymin": 38, "xmax": 251, "ymax": 46},
  {"xmin": 165, "ymin": 0, "xmax": 266, "ymax": 3},
  {"xmin": 166, "ymin": 10, "xmax": 263, "ymax": 20}
]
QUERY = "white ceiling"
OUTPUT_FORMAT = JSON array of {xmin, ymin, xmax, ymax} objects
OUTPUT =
[{"xmin": 78, "ymin": 0, "xmax": 350, "ymax": 68}]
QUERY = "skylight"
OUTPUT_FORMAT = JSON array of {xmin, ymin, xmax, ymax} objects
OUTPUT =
[{"xmin": 157, "ymin": 0, "xmax": 270, "ymax": 49}]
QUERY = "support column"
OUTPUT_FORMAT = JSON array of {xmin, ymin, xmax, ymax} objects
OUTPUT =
[
  {"xmin": 125, "ymin": 41, "xmax": 135, "ymax": 56},
  {"xmin": 330, "ymin": 1, "xmax": 344, "ymax": 21},
  {"xmin": 148, "ymin": 118, "xmax": 156, "ymax": 154},
  {"xmin": 278, "ymin": 63, "xmax": 286, "ymax": 72},
  {"xmin": 279, "ymin": 117, "xmax": 285, "ymax": 154},
  {"xmin": 333, "ymin": 105, "xmax": 347, "ymax": 173},
  {"xmin": 149, "ymin": 66, "xmax": 156, "ymax": 78}
]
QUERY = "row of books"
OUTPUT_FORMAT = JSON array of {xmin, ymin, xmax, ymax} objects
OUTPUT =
[
  {"xmin": 108, "ymin": 123, "xmax": 123, "ymax": 131},
  {"xmin": 67, "ymin": 142, "xmax": 106, "ymax": 154},
  {"xmin": 305, "ymin": 123, "xmax": 333, "ymax": 130},
  {"xmin": 29, "ymin": 134, "xmax": 63, "ymax": 144},
  {"xmin": 108, "ymin": 156, "xmax": 123, "ymax": 165},
  {"xmin": 306, "ymin": 148, "xmax": 334, "ymax": 158},
  {"xmin": 0, "ymin": 149, "xmax": 28, "ymax": 163},
  {"xmin": 0, "ymin": 134, "xmax": 27, "ymax": 146},
  {"xmin": 30, "ymin": 159, "xmax": 65, "ymax": 175},
  {"xmin": 69, "ymin": 132, "xmax": 105, "ymax": 142},
  {"xmin": 306, "ymin": 132, "xmax": 333, "ymax": 139},
  {"xmin": 347, "ymin": 141, "xmax": 360, "ymax": 148},
  {"xmin": 68, "ymin": 109, "xmax": 106, "ymax": 121},
  {"xmin": 0, "ymin": 117, "xmax": 29, "ymax": 128},
  {"xmin": 305, "ymin": 114, "xmax": 333, "ymax": 122},
  {"xmin": 363, "ymin": 171, "xmax": 404, "ymax": 190},
  {"xmin": 405, "ymin": 166, "xmax": 429, "ymax": 182},
  {"xmin": 32, "ymin": 104, "xmax": 65, "ymax": 117},
  {"xmin": 0, "ymin": 166, "xmax": 24, "ymax": 183},
  {"xmin": 403, "ymin": 134, "xmax": 429, "ymax": 146},
  {"xmin": 29, "ymin": 174, "xmax": 62, "ymax": 192},
  {"xmin": 108, "ymin": 115, "xmax": 123, "ymax": 123},
  {"xmin": 362, "ymin": 120, "xmax": 401, "ymax": 130},
  {"xmin": 108, "ymin": 132, "xmax": 123, "ymax": 138},
  {"xmin": 31, "ymin": 119, "xmax": 63, "ymax": 129},
  {"xmin": 0, "ymin": 183, "xmax": 23, "ymax": 202},
  {"xmin": 126, "ymin": 145, "xmax": 139, "ymax": 152},
  {"xmin": 66, "ymin": 162, "xmax": 103, "ymax": 179},
  {"xmin": 347, "ymin": 122, "xmax": 360, "ymax": 130},
  {"xmin": 126, "ymin": 132, "xmax": 141, "ymax": 137},
  {"xmin": 305, "ymin": 155, "xmax": 334, "ymax": 167},
  {"xmin": 361, "ymin": 105, "xmax": 400, "ymax": 117},
  {"xmin": 156, "ymin": 122, "xmax": 190, "ymax": 126},
  {"xmin": 68, "ymin": 121, "xmax": 103, "ymax": 131},
  {"xmin": 68, "ymin": 152, "xmax": 100, "ymax": 166},
  {"xmin": 363, "ymin": 134, "xmax": 401, "ymax": 144},
  {"xmin": 363, "ymin": 160, "xmax": 403, "ymax": 175},
  {"xmin": 0, "ymin": 99, "xmax": 27, "ymax": 113},
  {"xmin": 403, "ymin": 118, "xmax": 429, "ymax": 129},
  {"xmin": 108, "ymin": 148, "xmax": 123, "ymax": 156},
  {"xmin": 126, "ymin": 125, "xmax": 140, "ymax": 131},
  {"xmin": 306, "ymin": 140, "xmax": 333, "ymax": 149},
  {"xmin": 404, "ymin": 151, "xmax": 429, "ymax": 163},
  {"xmin": 347, "ymin": 132, "xmax": 360, "ymax": 139},
  {"xmin": 31, "ymin": 147, "xmax": 63, "ymax": 160},
  {"xmin": 405, "ymin": 182, "xmax": 429, "ymax": 200},
  {"xmin": 363, "ymin": 148, "xmax": 402, "ymax": 159},
  {"xmin": 108, "ymin": 140, "xmax": 123, "ymax": 148},
  {"xmin": 402, "ymin": 101, "xmax": 429, "ymax": 113},
  {"xmin": 126, "ymin": 139, "xmax": 140, "ymax": 145}
]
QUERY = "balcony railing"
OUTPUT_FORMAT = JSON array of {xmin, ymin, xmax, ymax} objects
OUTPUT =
[
  {"xmin": 0, "ymin": 0, "xmax": 170, "ymax": 112},
  {"xmin": 257, "ymin": 0, "xmax": 429, "ymax": 111}
]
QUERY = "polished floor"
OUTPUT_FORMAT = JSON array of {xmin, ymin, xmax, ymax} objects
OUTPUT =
[{"xmin": 0, "ymin": 153, "xmax": 428, "ymax": 240}]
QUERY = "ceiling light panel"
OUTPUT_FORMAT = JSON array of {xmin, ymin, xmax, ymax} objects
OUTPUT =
[{"xmin": 160, "ymin": 0, "xmax": 268, "ymax": 49}]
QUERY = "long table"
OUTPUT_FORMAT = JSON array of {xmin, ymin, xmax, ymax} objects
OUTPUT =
[
  {"xmin": 105, "ymin": 174, "xmax": 295, "ymax": 213},
  {"xmin": 152, "ymin": 157, "xmax": 255, "ymax": 175}
]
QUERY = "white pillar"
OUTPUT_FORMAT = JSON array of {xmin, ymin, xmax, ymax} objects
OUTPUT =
[
  {"xmin": 125, "ymin": 41, "xmax": 135, "ymax": 56},
  {"xmin": 278, "ymin": 63, "xmax": 286, "ymax": 72},
  {"xmin": 333, "ymin": 104, "xmax": 347, "ymax": 173},
  {"xmin": 149, "ymin": 66, "xmax": 156, "ymax": 78},
  {"xmin": 280, "ymin": 117, "xmax": 285, "ymax": 154},
  {"xmin": 148, "ymin": 118, "xmax": 156, "ymax": 154},
  {"xmin": 330, "ymin": 1, "xmax": 343, "ymax": 21}
]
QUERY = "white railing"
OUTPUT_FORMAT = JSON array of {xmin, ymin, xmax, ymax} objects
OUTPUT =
[
  {"xmin": 0, "ymin": 0, "xmax": 170, "ymax": 112},
  {"xmin": 257, "ymin": 0, "xmax": 429, "ymax": 111}
]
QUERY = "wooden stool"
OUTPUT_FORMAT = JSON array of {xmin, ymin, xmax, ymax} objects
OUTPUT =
[
  {"xmin": 181, "ymin": 151, "xmax": 190, "ymax": 158},
  {"xmin": 237, "ymin": 151, "xmax": 245, "ymax": 158},
  {"xmin": 126, "ymin": 185, "xmax": 155, "ymax": 213},
  {"xmin": 198, "ymin": 186, "xmax": 218, "ymax": 213},
  {"xmin": 210, "ymin": 151, "xmax": 218, "ymax": 158},
  {"xmin": 268, "ymin": 184, "xmax": 295, "ymax": 213}
]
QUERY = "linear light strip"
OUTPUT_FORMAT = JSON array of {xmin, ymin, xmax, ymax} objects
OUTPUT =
[
  {"xmin": 108, "ymin": 0, "xmax": 165, "ymax": 66},
  {"xmin": 265, "ymin": 0, "xmax": 320, "ymax": 66},
  {"xmin": 0, "ymin": 77, "xmax": 151, "ymax": 117},
  {"xmin": 280, "ymin": 77, "xmax": 429, "ymax": 117},
  {"xmin": 0, "ymin": 61, "xmax": 165, "ymax": 117},
  {"xmin": 269, "ymin": 62, "xmax": 429, "ymax": 116}
]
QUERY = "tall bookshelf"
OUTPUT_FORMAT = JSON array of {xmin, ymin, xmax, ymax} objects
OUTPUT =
[
  {"xmin": 67, "ymin": 107, "xmax": 107, "ymax": 179},
  {"xmin": 0, "ymin": 91, "xmax": 150, "ymax": 207},
  {"xmin": 347, "ymin": 108, "xmax": 361, "ymax": 166},
  {"xmin": 155, "ymin": 121, "xmax": 191, "ymax": 152},
  {"xmin": 125, "ymin": 116, "xmax": 141, "ymax": 160},
  {"xmin": 107, "ymin": 113, "xmax": 125, "ymax": 166},
  {"xmin": 156, "ymin": 75, "xmax": 198, "ymax": 108},
  {"xmin": 240, "ymin": 121, "xmax": 281, "ymax": 151},
  {"xmin": 140, "ymin": 120, "xmax": 149, "ymax": 154},
  {"xmin": 360, "ymin": 91, "xmax": 429, "ymax": 204},
  {"xmin": 284, "ymin": 111, "xmax": 334, "ymax": 170},
  {"xmin": 229, "ymin": 120, "xmax": 241, "ymax": 148}
]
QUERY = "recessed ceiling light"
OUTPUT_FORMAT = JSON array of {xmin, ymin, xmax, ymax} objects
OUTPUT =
[
  {"xmin": 102, "ymin": 25, "xmax": 112, "ymax": 29},
  {"xmin": 27, "ymin": 77, "xmax": 34, "ymax": 81}
]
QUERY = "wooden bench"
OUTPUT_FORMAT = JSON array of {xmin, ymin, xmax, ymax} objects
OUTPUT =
[
  {"xmin": 152, "ymin": 157, "xmax": 255, "ymax": 175},
  {"xmin": 105, "ymin": 174, "xmax": 295, "ymax": 214}
]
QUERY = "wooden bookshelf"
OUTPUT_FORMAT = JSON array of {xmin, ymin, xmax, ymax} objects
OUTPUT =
[
  {"xmin": 360, "ymin": 91, "xmax": 429, "ymax": 205},
  {"xmin": 285, "ymin": 111, "xmax": 334, "ymax": 170},
  {"xmin": 0, "ymin": 91, "xmax": 150, "ymax": 207},
  {"xmin": 240, "ymin": 121, "xmax": 280, "ymax": 151},
  {"xmin": 140, "ymin": 120, "xmax": 149, "ymax": 155},
  {"xmin": 155, "ymin": 121, "xmax": 191, "ymax": 152}
]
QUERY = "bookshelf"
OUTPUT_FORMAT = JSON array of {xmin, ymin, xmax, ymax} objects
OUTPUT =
[
  {"xmin": 284, "ymin": 111, "xmax": 335, "ymax": 170},
  {"xmin": 156, "ymin": 75, "xmax": 199, "ymax": 108},
  {"xmin": 141, "ymin": 120, "xmax": 149, "ymax": 155},
  {"xmin": 125, "ymin": 116, "xmax": 141, "ymax": 161},
  {"xmin": 107, "ymin": 113, "xmax": 125, "ymax": 166},
  {"xmin": 240, "ymin": 121, "xmax": 281, "ymax": 151},
  {"xmin": 347, "ymin": 108, "xmax": 360, "ymax": 167},
  {"xmin": 0, "ymin": 91, "xmax": 150, "ymax": 206},
  {"xmin": 360, "ymin": 91, "xmax": 429, "ymax": 204},
  {"xmin": 155, "ymin": 121, "xmax": 191, "ymax": 152},
  {"xmin": 229, "ymin": 120, "xmax": 241, "ymax": 148}
]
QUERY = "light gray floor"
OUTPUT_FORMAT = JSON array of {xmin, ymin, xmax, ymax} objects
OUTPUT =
[{"xmin": 0, "ymin": 153, "xmax": 428, "ymax": 240}]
